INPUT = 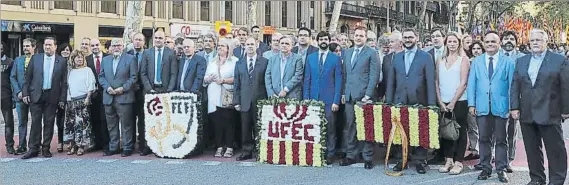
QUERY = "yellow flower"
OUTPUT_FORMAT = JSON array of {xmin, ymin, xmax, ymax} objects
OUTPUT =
[
  {"xmin": 313, "ymin": 144, "xmax": 322, "ymax": 167},
  {"xmin": 373, "ymin": 105, "xmax": 383, "ymax": 143},
  {"xmin": 391, "ymin": 106, "xmax": 401, "ymax": 144},
  {"xmin": 428, "ymin": 110, "xmax": 440, "ymax": 149},
  {"xmin": 259, "ymin": 140, "xmax": 268, "ymax": 163},
  {"xmin": 355, "ymin": 106, "xmax": 366, "ymax": 141},
  {"xmin": 299, "ymin": 142, "xmax": 307, "ymax": 166},
  {"xmin": 285, "ymin": 141, "xmax": 293, "ymax": 165},
  {"xmin": 273, "ymin": 140, "xmax": 280, "ymax": 164},
  {"xmin": 408, "ymin": 107, "xmax": 420, "ymax": 147}
]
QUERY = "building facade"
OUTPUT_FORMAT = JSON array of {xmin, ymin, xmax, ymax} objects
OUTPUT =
[{"xmin": 0, "ymin": 1, "xmax": 325, "ymax": 58}]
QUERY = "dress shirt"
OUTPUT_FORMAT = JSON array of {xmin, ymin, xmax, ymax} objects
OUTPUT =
[
  {"xmin": 485, "ymin": 52, "xmax": 499, "ymax": 72},
  {"xmin": 434, "ymin": 46, "xmax": 444, "ymax": 60},
  {"xmin": 351, "ymin": 46, "xmax": 363, "ymax": 66},
  {"xmin": 204, "ymin": 50, "xmax": 215, "ymax": 63},
  {"xmin": 319, "ymin": 50, "xmax": 329, "ymax": 65},
  {"xmin": 280, "ymin": 53, "xmax": 290, "ymax": 90},
  {"xmin": 112, "ymin": 55, "xmax": 120, "ymax": 75},
  {"xmin": 154, "ymin": 47, "xmax": 164, "ymax": 84},
  {"xmin": 528, "ymin": 52, "xmax": 545, "ymax": 86},
  {"xmin": 247, "ymin": 54, "xmax": 257, "ymax": 69},
  {"xmin": 404, "ymin": 47, "xmax": 418, "ymax": 74},
  {"xmin": 43, "ymin": 54, "xmax": 55, "ymax": 89},
  {"xmin": 180, "ymin": 55, "xmax": 193, "ymax": 90}
]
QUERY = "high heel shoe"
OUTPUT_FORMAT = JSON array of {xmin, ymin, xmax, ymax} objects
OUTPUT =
[{"xmin": 57, "ymin": 143, "xmax": 64, "ymax": 153}]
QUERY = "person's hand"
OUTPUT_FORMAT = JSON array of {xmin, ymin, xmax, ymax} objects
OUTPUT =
[
  {"xmin": 279, "ymin": 90, "xmax": 287, "ymax": 97},
  {"xmin": 341, "ymin": 95, "xmax": 346, "ymax": 104},
  {"xmin": 563, "ymin": 114, "xmax": 569, "ymax": 119},
  {"xmin": 469, "ymin": 107, "xmax": 477, "ymax": 116},
  {"xmin": 84, "ymin": 98, "xmax": 90, "ymax": 105},
  {"xmin": 215, "ymin": 79, "xmax": 224, "ymax": 85},
  {"xmin": 58, "ymin": 102, "xmax": 65, "ymax": 109},
  {"xmin": 234, "ymin": 105, "xmax": 241, "ymax": 111},
  {"xmin": 204, "ymin": 76, "xmax": 214, "ymax": 83},
  {"xmin": 17, "ymin": 92, "xmax": 22, "ymax": 99},
  {"xmin": 361, "ymin": 96, "xmax": 370, "ymax": 102},
  {"xmin": 150, "ymin": 89, "xmax": 156, "ymax": 93},
  {"xmin": 114, "ymin": 87, "xmax": 124, "ymax": 95},
  {"xmin": 332, "ymin": 104, "xmax": 339, "ymax": 112},
  {"xmin": 23, "ymin": 96, "xmax": 30, "ymax": 104},
  {"xmin": 439, "ymin": 102, "xmax": 447, "ymax": 112},
  {"xmin": 446, "ymin": 102, "xmax": 456, "ymax": 111},
  {"xmin": 510, "ymin": 110, "xmax": 520, "ymax": 120},
  {"xmin": 107, "ymin": 87, "xmax": 116, "ymax": 95}
]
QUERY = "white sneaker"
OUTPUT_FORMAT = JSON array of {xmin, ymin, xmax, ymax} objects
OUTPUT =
[{"xmin": 214, "ymin": 147, "xmax": 224, "ymax": 157}]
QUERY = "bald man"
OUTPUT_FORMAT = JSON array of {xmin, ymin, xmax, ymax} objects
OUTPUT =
[
  {"xmin": 140, "ymin": 30, "xmax": 178, "ymax": 93},
  {"xmin": 86, "ymin": 38, "xmax": 110, "ymax": 152},
  {"xmin": 127, "ymin": 32, "xmax": 147, "ymax": 155},
  {"xmin": 177, "ymin": 39, "xmax": 206, "ymax": 93}
]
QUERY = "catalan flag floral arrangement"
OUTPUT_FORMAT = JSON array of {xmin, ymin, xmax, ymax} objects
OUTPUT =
[
  {"xmin": 256, "ymin": 98, "xmax": 327, "ymax": 167},
  {"xmin": 354, "ymin": 103, "xmax": 440, "ymax": 149}
]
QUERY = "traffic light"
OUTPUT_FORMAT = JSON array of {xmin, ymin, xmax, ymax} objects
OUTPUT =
[{"xmin": 215, "ymin": 21, "xmax": 231, "ymax": 37}]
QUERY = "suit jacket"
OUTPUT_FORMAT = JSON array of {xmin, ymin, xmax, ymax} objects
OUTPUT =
[
  {"xmin": 292, "ymin": 45, "xmax": 319, "ymax": 60},
  {"xmin": 510, "ymin": 51, "xmax": 569, "ymax": 125},
  {"xmin": 176, "ymin": 55, "xmax": 206, "ymax": 93},
  {"xmin": 303, "ymin": 51, "xmax": 342, "ymax": 107},
  {"xmin": 467, "ymin": 52, "xmax": 515, "ymax": 118},
  {"xmin": 22, "ymin": 53, "xmax": 68, "ymax": 104},
  {"xmin": 98, "ymin": 54, "xmax": 138, "ymax": 105},
  {"xmin": 265, "ymin": 53, "xmax": 304, "ymax": 99},
  {"xmin": 501, "ymin": 49, "xmax": 526, "ymax": 61},
  {"xmin": 140, "ymin": 47, "xmax": 179, "ymax": 93},
  {"xmin": 126, "ymin": 49, "xmax": 145, "ymax": 91},
  {"xmin": 86, "ymin": 53, "xmax": 109, "ymax": 91},
  {"xmin": 342, "ymin": 46, "xmax": 381, "ymax": 102},
  {"xmin": 196, "ymin": 50, "xmax": 216, "ymax": 63},
  {"xmin": 234, "ymin": 43, "xmax": 270, "ymax": 60},
  {"xmin": 376, "ymin": 52, "xmax": 396, "ymax": 100},
  {"xmin": 233, "ymin": 55, "xmax": 268, "ymax": 112},
  {"xmin": 10, "ymin": 56, "xmax": 27, "ymax": 101},
  {"xmin": 385, "ymin": 48, "xmax": 436, "ymax": 106}
]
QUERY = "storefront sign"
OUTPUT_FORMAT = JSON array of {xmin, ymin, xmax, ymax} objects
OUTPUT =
[
  {"xmin": 22, "ymin": 23, "xmax": 52, "ymax": 32},
  {"xmin": 170, "ymin": 24, "xmax": 212, "ymax": 38},
  {"xmin": 1, "ymin": 20, "xmax": 53, "ymax": 33}
]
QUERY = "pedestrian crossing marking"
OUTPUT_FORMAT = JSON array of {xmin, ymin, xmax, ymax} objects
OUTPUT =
[
  {"xmin": 202, "ymin": 161, "xmax": 221, "ymax": 166},
  {"xmin": 238, "ymin": 162, "xmax": 256, "ymax": 167},
  {"xmin": 0, "ymin": 158, "xmax": 16, "ymax": 162},
  {"xmin": 131, "ymin": 160, "xmax": 152, "ymax": 164},
  {"xmin": 62, "ymin": 158, "xmax": 82, "ymax": 163},
  {"xmin": 165, "ymin": 160, "xmax": 185, "ymax": 164},
  {"xmin": 24, "ymin": 158, "xmax": 50, "ymax": 163},
  {"xmin": 350, "ymin": 163, "xmax": 364, "ymax": 168},
  {"xmin": 96, "ymin": 159, "xmax": 117, "ymax": 163}
]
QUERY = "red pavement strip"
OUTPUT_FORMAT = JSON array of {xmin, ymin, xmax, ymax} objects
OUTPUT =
[{"xmin": 1, "ymin": 136, "xmax": 568, "ymax": 167}]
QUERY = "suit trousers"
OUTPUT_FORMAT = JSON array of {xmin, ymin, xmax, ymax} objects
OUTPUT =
[
  {"xmin": 2, "ymin": 98, "xmax": 15, "ymax": 148},
  {"xmin": 28, "ymin": 90, "xmax": 58, "ymax": 152},
  {"xmin": 344, "ymin": 101, "xmax": 374, "ymax": 161},
  {"xmin": 240, "ymin": 103, "xmax": 258, "ymax": 154},
  {"xmin": 16, "ymin": 102, "xmax": 29, "ymax": 148},
  {"xmin": 132, "ymin": 90, "xmax": 146, "ymax": 150},
  {"xmin": 91, "ymin": 91, "xmax": 109, "ymax": 150},
  {"xmin": 336, "ymin": 104, "xmax": 346, "ymax": 153},
  {"xmin": 324, "ymin": 106, "xmax": 337, "ymax": 158},
  {"xmin": 506, "ymin": 117, "xmax": 518, "ymax": 162},
  {"xmin": 105, "ymin": 101, "xmax": 134, "ymax": 152},
  {"xmin": 466, "ymin": 113, "xmax": 478, "ymax": 153},
  {"xmin": 477, "ymin": 114, "xmax": 508, "ymax": 171},
  {"xmin": 56, "ymin": 106, "xmax": 65, "ymax": 144},
  {"xmin": 520, "ymin": 123, "xmax": 567, "ymax": 185}
]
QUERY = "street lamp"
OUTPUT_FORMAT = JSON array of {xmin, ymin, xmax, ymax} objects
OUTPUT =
[{"xmin": 301, "ymin": 21, "xmax": 306, "ymax": 28}]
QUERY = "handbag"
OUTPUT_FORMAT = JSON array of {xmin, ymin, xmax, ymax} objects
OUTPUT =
[
  {"xmin": 439, "ymin": 112, "xmax": 461, "ymax": 141},
  {"xmin": 218, "ymin": 62, "xmax": 234, "ymax": 108}
]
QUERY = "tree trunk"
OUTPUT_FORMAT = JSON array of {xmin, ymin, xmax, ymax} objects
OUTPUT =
[
  {"xmin": 386, "ymin": 1, "xmax": 391, "ymax": 32},
  {"xmin": 417, "ymin": 1, "xmax": 428, "ymax": 37},
  {"xmin": 247, "ymin": 1, "xmax": 258, "ymax": 29},
  {"xmin": 328, "ymin": 1, "xmax": 343, "ymax": 34},
  {"xmin": 449, "ymin": 1, "xmax": 459, "ymax": 31},
  {"xmin": 466, "ymin": 1, "xmax": 480, "ymax": 32},
  {"xmin": 123, "ymin": 1, "xmax": 146, "ymax": 47}
]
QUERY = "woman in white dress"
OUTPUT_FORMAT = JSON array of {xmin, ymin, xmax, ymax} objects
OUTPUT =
[
  {"xmin": 204, "ymin": 38, "xmax": 239, "ymax": 158},
  {"xmin": 64, "ymin": 50, "xmax": 96, "ymax": 156}
]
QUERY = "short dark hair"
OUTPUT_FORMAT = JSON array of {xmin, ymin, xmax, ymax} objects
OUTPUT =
[
  {"xmin": 23, "ymin": 38, "xmax": 37, "ymax": 47},
  {"xmin": 105, "ymin": 40, "xmax": 112, "ymax": 49},
  {"xmin": 354, "ymin": 26, "xmax": 367, "ymax": 33},
  {"xmin": 316, "ymin": 31, "xmax": 330, "ymax": 41},
  {"xmin": 238, "ymin": 27, "xmax": 249, "ymax": 35},
  {"xmin": 175, "ymin": 37, "xmax": 184, "ymax": 45},
  {"xmin": 44, "ymin": 37, "xmax": 57, "ymax": 45},
  {"xmin": 251, "ymin": 25, "xmax": 260, "ymax": 32},
  {"xmin": 468, "ymin": 40, "xmax": 485, "ymax": 58},
  {"xmin": 329, "ymin": 42, "xmax": 340, "ymax": 52},
  {"xmin": 430, "ymin": 27, "xmax": 446, "ymax": 37},
  {"xmin": 501, "ymin": 30, "xmax": 518, "ymax": 43},
  {"xmin": 298, "ymin": 27, "xmax": 312, "ymax": 36},
  {"xmin": 56, "ymin": 43, "xmax": 72, "ymax": 56},
  {"xmin": 402, "ymin": 28, "xmax": 418, "ymax": 36}
]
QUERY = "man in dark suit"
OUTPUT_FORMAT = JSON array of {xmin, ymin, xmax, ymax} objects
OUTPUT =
[
  {"xmin": 385, "ymin": 28, "xmax": 436, "ymax": 174},
  {"xmin": 21, "ymin": 37, "xmax": 68, "ymax": 159},
  {"xmin": 140, "ymin": 30, "xmax": 178, "ymax": 93},
  {"xmin": 510, "ymin": 29, "xmax": 569, "ymax": 185},
  {"xmin": 340, "ymin": 27, "xmax": 381, "ymax": 169},
  {"xmin": 302, "ymin": 31, "xmax": 343, "ymax": 165},
  {"xmin": 234, "ymin": 36, "xmax": 268, "ymax": 161},
  {"xmin": 99, "ymin": 38, "xmax": 138, "ymax": 157},
  {"xmin": 234, "ymin": 27, "xmax": 270, "ymax": 60},
  {"xmin": 177, "ymin": 39, "xmax": 206, "ymax": 93},
  {"xmin": 292, "ymin": 27, "xmax": 319, "ymax": 65},
  {"xmin": 126, "ymin": 32, "xmax": 149, "ymax": 155},
  {"xmin": 376, "ymin": 31, "xmax": 403, "ymax": 100},
  {"xmin": 85, "ymin": 38, "xmax": 110, "ymax": 152},
  {"xmin": 1, "ymin": 42, "xmax": 16, "ymax": 154},
  {"xmin": 427, "ymin": 28, "xmax": 446, "ymax": 65}
]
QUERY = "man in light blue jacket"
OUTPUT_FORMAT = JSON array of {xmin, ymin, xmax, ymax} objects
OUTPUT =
[{"xmin": 467, "ymin": 31, "xmax": 515, "ymax": 183}]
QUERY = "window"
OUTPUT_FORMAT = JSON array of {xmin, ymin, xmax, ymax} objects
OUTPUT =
[
  {"xmin": 411, "ymin": 1, "xmax": 416, "ymax": 14},
  {"xmin": 145, "ymin": 1, "xmax": 153, "ymax": 16},
  {"xmin": 297, "ymin": 2, "xmax": 302, "ymax": 28},
  {"xmin": 396, "ymin": 2, "xmax": 401, "ymax": 12},
  {"xmin": 225, "ymin": 1, "xmax": 232, "ymax": 22},
  {"xmin": 172, "ymin": 1, "xmax": 183, "ymax": 19},
  {"xmin": 200, "ymin": 1, "xmax": 209, "ymax": 21},
  {"xmin": 54, "ymin": 1, "xmax": 73, "ymax": 10},
  {"xmin": 310, "ymin": 1, "xmax": 314, "ymax": 29},
  {"xmin": 101, "ymin": 1, "xmax": 116, "ymax": 13},
  {"xmin": 1, "ymin": 1, "xmax": 20, "ymax": 5},
  {"xmin": 265, "ymin": 2, "xmax": 271, "ymax": 26},
  {"xmin": 404, "ymin": 2, "xmax": 409, "ymax": 14},
  {"xmin": 281, "ymin": 2, "xmax": 287, "ymax": 27}
]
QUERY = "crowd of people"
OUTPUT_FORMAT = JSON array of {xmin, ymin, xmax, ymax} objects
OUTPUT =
[{"xmin": 1, "ymin": 24, "xmax": 568, "ymax": 185}]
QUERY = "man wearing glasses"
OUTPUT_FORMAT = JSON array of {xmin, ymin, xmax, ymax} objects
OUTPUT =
[
  {"xmin": 265, "ymin": 36, "xmax": 303, "ymax": 99},
  {"xmin": 292, "ymin": 27, "xmax": 318, "ymax": 66},
  {"xmin": 86, "ymin": 38, "xmax": 110, "ymax": 153}
]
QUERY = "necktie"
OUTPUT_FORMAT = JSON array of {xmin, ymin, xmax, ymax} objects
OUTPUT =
[
  {"xmin": 248, "ymin": 58, "xmax": 254, "ymax": 75},
  {"xmin": 351, "ymin": 48, "xmax": 360, "ymax": 67},
  {"xmin": 43, "ymin": 57, "xmax": 52, "ymax": 89},
  {"xmin": 156, "ymin": 48, "xmax": 162, "ymax": 83},
  {"xmin": 96, "ymin": 55, "xmax": 101, "ymax": 74},
  {"xmin": 405, "ymin": 51, "xmax": 412, "ymax": 74},
  {"xmin": 488, "ymin": 57, "xmax": 494, "ymax": 79},
  {"xmin": 319, "ymin": 52, "xmax": 325, "ymax": 72},
  {"xmin": 241, "ymin": 48, "xmax": 245, "ymax": 58}
]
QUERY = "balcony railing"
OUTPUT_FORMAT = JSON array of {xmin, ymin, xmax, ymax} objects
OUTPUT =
[{"xmin": 324, "ymin": 2, "xmax": 368, "ymax": 18}]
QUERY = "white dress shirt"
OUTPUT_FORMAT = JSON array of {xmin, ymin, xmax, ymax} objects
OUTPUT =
[
  {"xmin": 318, "ymin": 50, "xmax": 328, "ymax": 65},
  {"xmin": 485, "ymin": 52, "xmax": 499, "ymax": 71}
]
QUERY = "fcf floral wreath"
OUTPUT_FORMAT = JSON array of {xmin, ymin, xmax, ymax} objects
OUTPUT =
[{"xmin": 256, "ymin": 98, "xmax": 327, "ymax": 167}]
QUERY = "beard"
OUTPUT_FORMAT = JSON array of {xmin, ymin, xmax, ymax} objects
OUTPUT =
[
  {"xmin": 502, "ymin": 42, "xmax": 515, "ymax": 51},
  {"xmin": 404, "ymin": 42, "xmax": 416, "ymax": 50},
  {"xmin": 319, "ymin": 43, "xmax": 328, "ymax": 50}
]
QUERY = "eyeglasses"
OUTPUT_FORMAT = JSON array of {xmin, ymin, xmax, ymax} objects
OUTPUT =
[
  {"xmin": 279, "ymin": 42, "xmax": 291, "ymax": 45},
  {"xmin": 111, "ymin": 44, "xmax": 123, "ymax": 47}
]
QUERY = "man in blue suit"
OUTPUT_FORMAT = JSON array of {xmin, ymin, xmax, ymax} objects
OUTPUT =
[
  {"xmin": 467, "ymin": 31, "xmax": 515, "ymax": 183},
  {"xmin": 385, "ymin": 28, "xmax": 435, "ymax": 174},
  {"xmin": 265, "ymin": 36, "xmax": 304, "ymax": 99},
  {"xmin": 9, "ymin": 38, "xmax": 36, "ymax": 154},
  {"xmin": 177, "ymin": 39, "xmax": 206, "ymax": 93},
  {"xmin": 98, "ymin": 38, "xmax": 138, "ymax": 157},
  {"xmin": 303, "ymin": 31, "xmax": 342, "ymax": 165}
]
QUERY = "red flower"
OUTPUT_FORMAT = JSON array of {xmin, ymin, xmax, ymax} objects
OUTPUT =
[
  {"xmin": 292, "ymin": 142, "xmax": 300, "ymax": 165},
  {"xmin": 418, "ymin": 108, "xmax": 430, "ymax": 148},
  {"xmin": 306, "ymin": 143, "xmax": 314, "ymax": 166},
  {"xmin": 363, "ymin": 105, "xmax": 375, "ymax": 142},
  {"xmin": 382, "ymin": 105, "xmax": 392, "ymax": 143},
  {"xmin": 274, "ymin": 105, "xmax": 283, "ymax": 119},
  {"xmin": 292, "ymin": 105, "xmax": 308, "ymax": 122},
  {"xmin": 267, "ymin": 140, "xmax": 274, "ymax": 164},
  {"xmin": 400, "ymin": 107, "xmax": 410, "ymax": 142}
]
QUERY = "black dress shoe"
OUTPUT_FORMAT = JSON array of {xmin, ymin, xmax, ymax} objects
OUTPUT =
[
  {"xmin": 464, "ymin": 153, "xmax": 480, "ymax": 160},
  {"xmin": 103, "ymin": 150, "xmax": 120, "ymax": 156},
  {"xmin": 140, "ymin": 148, "xmax": 152, "ymax": 156},
  {"xmin": 392, "ymin": 161, "xmax": 408, "ymax": 171},
  {"xmin": 21, "ymin": 151, "xmax": 39, "ymax": 159},
  {"xmin": 526, "ymin": 180, "xmax": 546, "ymax": 185},
  {"xmin": 335, "ymin": 152, "xmax": 346, "ymax": 159},
  {"xmin": 497, "ymin": 171, "xmax": 509, "ymax": 183},
  {"xmin": 326, "ymin": 156, "xmax": 335, "ymax": 165},
  {"xmin": 236, "ymin": 153, "xmax": 253, "ymax": 161},
  {"xmin": 42, "ymin": 150, "xmax": 52, "ymax": 158},
  {"xmin": 15, "ymin": 146, "xmax": 27, "ymax": 155},
  {"xmin": 427, "ymin": 156, "xmax": 445, "ymax": 165},
  {"xmin": 121, "ymin": 150, "xmax": 133, "ymax": 157},
  {"xmin": 415, "ymin": 163, "xmax": 428, "ymax": 174},
  {"xmin": 364, "ymin": 161, "xmax": 373, "ymax": 169},
  {"xmin": 505, "ymin": 165, "xmax": 513, "ymax": 173},
  {"xmin": 339, "ymin": 158, "xmax": 356, "ymax": 166},
  {"xmin": 6, "ymin": 147, "xmax": 16, "ymax": 155},
  {"xmin": 477, "ymin": 170, "xmax": 491, "ymax": 180},
  {"xmin": 474, "ymin": 163, "xmax": 483, "ymax": 170}
]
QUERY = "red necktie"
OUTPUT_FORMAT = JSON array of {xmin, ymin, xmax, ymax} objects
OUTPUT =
[{"xmin": 96, "ymin": 56, "xmax": 101, "ymax": 74}]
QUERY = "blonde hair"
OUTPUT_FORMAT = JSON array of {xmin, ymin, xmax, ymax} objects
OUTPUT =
[
  {"xmin": 212, "ymin": 38, "xmax": 236, "ymax": 64},
  {"xmin": 437, "ymin": 32, "xmax": 466, "ymax": 63},
  {"xmin": 69, "ymin": 49, "xmax": 88, "ymax": 69}
]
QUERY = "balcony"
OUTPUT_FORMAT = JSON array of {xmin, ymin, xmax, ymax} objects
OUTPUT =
[
  {"xmin": 324, "ymin": 2, "xmax": 368, "ymax": 19},
  {"xmin": 366, "ymin": 5, "xmax": 383, "ymax": 18},
  {"xmin": 404, "ymin": 14, "xmax": 419, "ymax": 24}
]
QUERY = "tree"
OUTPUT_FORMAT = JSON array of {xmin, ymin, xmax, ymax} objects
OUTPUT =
[
  {"xmin": 122, "ymin": 1, "xmax": 146, "ymax": 47},
  {"xmin": 328, "ymin": 1, "xmax": 343, "ymax": 34},
  {"xmin": 246, "ymin": 1, "xmax": 257, "ymax": 29},
  {"xmin": 417, "ymin": 1, "xmax": 428, "ymax": 37}
]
